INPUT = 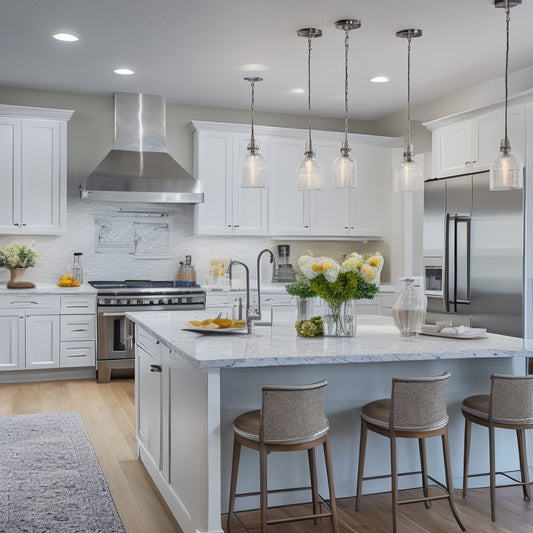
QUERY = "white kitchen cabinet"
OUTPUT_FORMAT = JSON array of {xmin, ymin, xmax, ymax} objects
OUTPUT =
[
  {"xmin": 136, "ymin": 333, "xmax": 162, "ymax": 470},
  {"xmin": 25, "ymin": 314, "xmax": 60, "ymax": 369},
  {"xmin": 430, "ymin": 105, "xmax": 526, "ymax": 178},
  {"xmin": 0, "ymin": 311, "xmax": 24, "ymax": 370},
  {"xmin": 191, "ymin": 121, "xmax": 400, "ymax": 238},
  {"xmin": 59, "ymin": 295, "xmax": 96, "ymax": 368},
  {"xmin": 0, "ymin": 105, "xmax": 73, "ymax": 234},
  {"xmin": 192, "ymin": 126, "xmax": 267, "ymax": 235}
]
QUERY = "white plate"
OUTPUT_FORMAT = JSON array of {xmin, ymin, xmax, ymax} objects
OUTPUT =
[{"xmin": 184, "ymin": 324, "xmax": 247, "ymax": 334}]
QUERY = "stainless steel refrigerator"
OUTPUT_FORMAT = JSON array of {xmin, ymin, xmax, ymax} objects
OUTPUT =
[{"xmin": 423, "ymin": 171, "xmax": 524, "ymax": 337}]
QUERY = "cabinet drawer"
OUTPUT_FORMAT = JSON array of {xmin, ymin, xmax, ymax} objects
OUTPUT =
[
  {"xmin": 60, "ymin": 341, "xmax": 95, "ymax": 367},
  {"xmin": 60, "ymin": 296, "xmax": 96, "ymax": 314},
  {"xmin": 60, "ymin": 314, "xmax": 95, "ymax": 341},
  {"xmin": 136, "ymin": 328, "xmax": 161, "ymax": 361},
  {"xmin": 0, "ymin": 294, "xmax": 60, "ymax": 312}
]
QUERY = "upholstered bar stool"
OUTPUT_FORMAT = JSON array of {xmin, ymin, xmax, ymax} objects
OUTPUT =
[
  {"xmin": 355, "ymin": 371, "xmax": 465, "ymax": 533},
  {"xmin": 227, "ymin": 379, "xmax": 338, "ymax": 533},
  {"xmin": 462, "ymin": 373, "xmax": 533, "ymax": 521}
]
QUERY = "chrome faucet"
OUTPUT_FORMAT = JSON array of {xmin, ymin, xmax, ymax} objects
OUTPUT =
[
  {"xmin": 256, "ymin": 249, "xmax": 275, "ymax": 322},
  {"xmin": 228, "ymin": 260, "xmax": 259, "ymax": 334}
]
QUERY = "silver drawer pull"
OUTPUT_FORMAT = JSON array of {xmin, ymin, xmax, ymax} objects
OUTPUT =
[{"xmin": 150, "ymin": 364, "xmax": 162, "ymax": 373}]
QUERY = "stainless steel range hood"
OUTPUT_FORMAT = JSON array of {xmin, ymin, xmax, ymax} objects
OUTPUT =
[{"xmin": 80, "ymin": 92, "xmax": 204, "ymax": 203}]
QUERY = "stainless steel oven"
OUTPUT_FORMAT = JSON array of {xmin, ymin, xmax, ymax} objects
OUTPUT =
[{"xmin": 90, "ymin": 281, "xmax": 205, "ymax": 382}]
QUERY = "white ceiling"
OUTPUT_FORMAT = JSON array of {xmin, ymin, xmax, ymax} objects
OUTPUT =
[{"xmin": 2, "ymin": 0, "xmax": 532, "ymax": 121}]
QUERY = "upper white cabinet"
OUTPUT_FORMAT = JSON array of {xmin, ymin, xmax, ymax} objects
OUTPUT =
[
  {"xmin": 191, "ymin": 121, "xmax": 400, "ymax": 238},
  {"xmin": 0, "ymin": 105, "xmax": 73, "ymax": 235},
  {"xmin": 427, "ymin": 104, "xmax": 526, "ymax": 178},
  {"xmin": 191, "ymin": 125, "xmax": 267, "ymax": 235}
]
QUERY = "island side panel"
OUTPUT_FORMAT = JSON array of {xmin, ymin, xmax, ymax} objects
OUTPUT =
[
  {"xmin": 219, "ymin": 357, "xmax": 523, "ymax": 510},
  {"xmin": 166, "ymin": 349, "xmax": 223, "ymax": 533}
]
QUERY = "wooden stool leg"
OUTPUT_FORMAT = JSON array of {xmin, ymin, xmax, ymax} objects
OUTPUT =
[
  {"xmin": 489, "ymin": 424, "xmax": 496, "ymax": 521},
  {"xmin": 308, "ymin": 447, "xmax": 319, "ymax": 525},
  {"xmin": 355, "ymin": 419, "xmax": 368, "ymax": 511},
  {"xmin": 442, "ymin": 430, "xmax": 466, "ymax": 531},
  {"xmin": 390, "ymin": 434, "xmax": 398, "ymax": 533},
  {"xmin": 517, "ymin": 429, "xmax": 531, "ymax": 501},
  {"xmin": 462, "ymin": 417, "xmax": 471, "ymax": 498},
  {"xmin": 227, "ymin": 438, "xmax": 241, "ymax": 533},
  {"xmin": 418, "ymin": 437, "xmax": 431, "ymax": 509},
  {"xmin": 260, "ymin": 448, "xmax": 268, "ymax": 533},
  {"xmin": 323, "ymin": 435, "xmax": 339, "ymax": 533}
]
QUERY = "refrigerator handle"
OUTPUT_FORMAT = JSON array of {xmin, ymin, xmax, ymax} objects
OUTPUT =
[
  {"xmin": 455, "ymin": 215, "xmax": 471, "ymax": 306},
  {"xmin": 444, "ymin": 213, "xmax": 451, "ymax": 312}
]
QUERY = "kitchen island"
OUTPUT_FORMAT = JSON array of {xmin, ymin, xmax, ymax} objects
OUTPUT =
[{"xmin": 127, "ymin": 309, "xmax": 532, "ymax": 533}]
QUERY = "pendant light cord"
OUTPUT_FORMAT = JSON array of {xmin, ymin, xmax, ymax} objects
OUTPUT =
[
  {"xmin": 343, "ymin": 30, "xmax": 349, "ymax": 151},
  {"xmin": 250, "ymin": 80, "xmax": 256, "ymax": 153},
  {"xmin": 406, "ymin": 34, "xmax": 412, "ymax": 149},
  {"xmin": 504, "ymin": 0, "xmax": 510, "ymax": 144},
  {"xmin": 307, "ymin": 35, "xmax": 313, "ymax": 154}
]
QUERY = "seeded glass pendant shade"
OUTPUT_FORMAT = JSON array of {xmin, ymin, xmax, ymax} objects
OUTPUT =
[
  {"xmin": 490, "ymin": 0, "xmax": 523, "ymax": 191},
  {"xmin": 395, "ymin": 28, "xmax": 423, "ymax": 193},
  {"xmin": 241, "ymin": 77, "xmax": 267, "ymax": 188},
  {"xmin": 332, "ymin": 19, "xmax": 360, "ymax": 189},
  {"xmin": 296, "ymin": 28, "xmax": 324, "ymax": 191}
]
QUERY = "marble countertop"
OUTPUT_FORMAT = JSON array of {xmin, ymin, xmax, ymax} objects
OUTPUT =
[
  {"xmin": 0, "ymin": 283, "xmax": 96, "ymax": 295},
  {"xmin": 205, "ymin": 283, "xmax": 396, "ymax": 294},
  {"xmin": 126, "ymin": 309, "xmax": 530, "ymax": 369}
]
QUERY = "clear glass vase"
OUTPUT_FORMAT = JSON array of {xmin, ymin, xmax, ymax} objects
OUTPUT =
[
  {"xmin": 392, "ymin": 278, "xmax": 426, "ymax": 337},
  {"xmin": 322, "ymin": 299, "xmax": 355, "ymax": 337}
]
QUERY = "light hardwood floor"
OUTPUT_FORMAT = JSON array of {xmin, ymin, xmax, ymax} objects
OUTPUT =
[{"xmin": 1, "ymin": 378, "xmax": 531, "ymax": 532}]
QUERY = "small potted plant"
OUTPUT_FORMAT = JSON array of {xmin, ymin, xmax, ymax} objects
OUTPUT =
[
  {"xmin": 0, "ymin": 242, "xmax": 38, "ymax": 288},
  {"xmin": 285, "ymin": 271, "xmax": 317, "ymax": 321}
]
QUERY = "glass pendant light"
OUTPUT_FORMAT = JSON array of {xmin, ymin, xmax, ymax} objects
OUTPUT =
[
  {"xmin": 395, "ymin": 29, "xmax": 423, "ymax": 193},
  {"xmin": 296, "ymin": 28, "xmax": 324, "ymax": 191},
  {"xmin": 332, "ymin": 19, "xmax": 361, "ymax": 189},
  {"xmin": 240, "ymin": 77, "xmax": 266, "ymax": 188},
  {"xmin": 490, "ymin": 0, "xmax": 523, "ymax": 191}
]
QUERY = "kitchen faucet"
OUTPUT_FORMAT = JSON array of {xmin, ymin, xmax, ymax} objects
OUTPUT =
[
  {"xmin": 228, "ymin": 260, "xmax": 260, "ymax": 334},
  {"xmin": 256, "ymin": 249, "xmax": 275, "ymax": 323}
]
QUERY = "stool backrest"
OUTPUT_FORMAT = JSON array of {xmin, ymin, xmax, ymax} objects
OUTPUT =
[
  {"xmin": 490, "ymin": 374, "xmax": 533, "ymax": 424},
  {"xmin": 261, "ymin": 380, "xmax": 329, "ymax": 445},
  {"xmin": 390, "ymin": 371, "xmax": 450, "ymax": 431}
]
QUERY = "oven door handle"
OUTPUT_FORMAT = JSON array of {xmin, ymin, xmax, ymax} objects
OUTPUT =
[{"xmin": 99, "ymin": 312, "xmax": 127, "ymax": 317}]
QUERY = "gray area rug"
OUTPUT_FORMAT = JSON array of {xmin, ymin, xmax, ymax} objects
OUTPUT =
[{"xmin": 0, "ymin": 411, "xmax": 125, "ymax": 533}]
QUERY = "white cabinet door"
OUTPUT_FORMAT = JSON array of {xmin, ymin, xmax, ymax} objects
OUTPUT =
[
  {"xmin": 309, "ymin": 140, "xmax": 347, "ymax": 236},
  {"xmin": 0, "ymin": 312, "xmax": 24, "ymax": 370},
  {"xmin": 21, "ymin": 120, "xmax": 61, "ymax": 233},
  {"xmin": 0, "ymin": 118, "xmax": 21, "ymax": 231},
  {"xmin": 268, "ymin": 137, "xmax": 310, "ymax": 235},
  {"xmin": 232, "ymin": 134, "xmax": 268, "ymax": 235},
  {"xmin": 137, "ymin": 342, "xmax": 162, "ymax": 469},
  {"xmin": 195, "ymin": 131, "xmax": 233, "ymax": 235},
  {"xmin": 25, "ymin": 314, "xmax": 60, "ymax": 369},
  {"xmin": 348, "ymin": 144, "xmax": 390, "ymax": 238},
  {"xmin": 433, "ymin": 120, "xmax": 473, "ymax": 177},
  {"xmin": 474, "ymin": 106, "xmax": 526, "ymax": 169}
]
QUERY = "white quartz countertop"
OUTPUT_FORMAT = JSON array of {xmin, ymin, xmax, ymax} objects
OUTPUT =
[
  {"xmin": 126, "ymin": 309, "xmax": 530, "ymax": 369},
  {"xmin": 0, "ymin": 283, "xmax": 96, "ymax": 295}
]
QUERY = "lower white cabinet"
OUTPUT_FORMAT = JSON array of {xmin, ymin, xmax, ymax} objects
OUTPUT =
[
  {"xmin": 136, "ymin": 328, "xmax": 162, "ymax": 470},
  {"xmin": 0, "ymin": 312, "xmax": 24, "ymax": 370},
  {"xmin": 25, "ymin": 314, "xmax": 60, "ymax": 369},
  {"xmin": 0, "ymin": 293, "xmax": 96, "ymax": 372}
]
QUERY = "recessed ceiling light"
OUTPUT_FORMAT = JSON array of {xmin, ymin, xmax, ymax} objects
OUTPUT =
[
  {"xmin": 370, "ymin": 76, "xmax": 389, "ymax": 83},
  {"xmin": 113, "ymin": 68, "xmax": 135, "ymax": 76},
  {"xmin": 241, "ymin": 63, "xmax": 268, "ymax": 72},
  {"xmin": 291, "ymin": 88, "xmax": 305, "ymax": 94},
  {"xmin": 53, "ymin": 33, "xmax": 79, "ymax": 42}
]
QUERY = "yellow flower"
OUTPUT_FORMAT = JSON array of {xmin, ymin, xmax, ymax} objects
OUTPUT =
[
  {"xmin": 367, "ymin": 254, "xmax": 383, "ymax": 268},
  {"xmin": 361, "ymin": 264, "xmax": 376, "ymax": 280}
]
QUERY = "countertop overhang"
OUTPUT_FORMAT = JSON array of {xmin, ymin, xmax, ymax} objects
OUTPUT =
[{"xmin": 126, "ymin": 310, "xmax": 531, "ymax": 369}]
